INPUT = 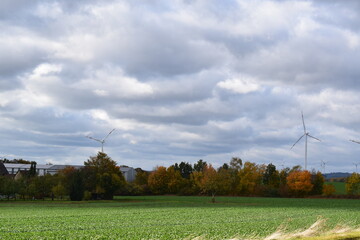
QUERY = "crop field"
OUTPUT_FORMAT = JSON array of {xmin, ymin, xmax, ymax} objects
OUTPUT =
[{"xmin": 0, "ymin": 196, "xmax": 360, "ymax": 239}]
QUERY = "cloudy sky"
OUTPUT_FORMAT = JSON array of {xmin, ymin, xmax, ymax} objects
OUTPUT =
[{"xmin": 1, "ymin": 0, "xmax": 360, "ymax": 172}]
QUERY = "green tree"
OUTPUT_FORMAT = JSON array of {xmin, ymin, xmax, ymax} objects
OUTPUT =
[
  {"xmin": 193, "ymin": 159, "xmax": 207, "ymax": 172},
  {"xmin": 230, "ymin": 157, "xmax": 243, "ymax": 170},
  {"xmin": 278, "ymin": 167, "xmax": 291, "ymax": 197},
  {"xmin": 28, "ymin": 161, "xmax": 37, "ymax": 178},
  {"xmin": 262, "ymin": 163, "xmax": 280, "ymax": 197},
  {"xmin": 311, "ymin": 171, "xmax": 325, "ymax": 195},
  {"xmin": 52, "ymin": 183, "xmax": 66, "ymax": 200},
  {"xmin": 69, "ymin": 169, "xmax": 84, "ymax": 201},
  {"xmin": 32, "ymin": 175, "xmax": 55, "ymax": 200},
  {"xmin": 218, "ymin": 163, "xmax": 229, "ymax": 171},
  {"xmin": 134, "ymin": 168, "xmax": 150, "ymax": 194},
  {"xmin": 83, "ymin": 152, "xmax": 125, "ymax": 200},
  {"xmin": 1, "ymin": 177, "xmax": 18, "ymax": 200},
  {"xmin": 173, "ymin": 162, "xmax": 193, "ymax": 179}
]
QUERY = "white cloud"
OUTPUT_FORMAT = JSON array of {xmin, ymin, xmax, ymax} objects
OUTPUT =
[
  {"xmin": 344, "ymin": 30, "xmax": 360, "ymax": 49},
  {"xmin": 217, "ymin": 76, "xmax": 262, "ymax": 94},
  {"xmin": 74, "ymin": 67, "xmax": 154, "ymax": 99}
]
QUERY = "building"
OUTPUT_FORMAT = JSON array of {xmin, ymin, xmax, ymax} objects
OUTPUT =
[
  {"xmin": 4, "ymin": 163, "xmax": 82, "ymax": 176},
  {"xmin": 0, "ymin": 161, "xmax": 9, "ymax": 176},
  {"xmin": 3, "ymin": 163, "xmax": 136, "ymax": 182},
  {"xmin": 119, "ymin": 166, "xmax": 136, "ymax": 182}
]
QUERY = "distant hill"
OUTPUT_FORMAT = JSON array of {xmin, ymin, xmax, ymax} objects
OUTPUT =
[{"xmin": 323, "ymin": 172, "xmax": 351, "ymax": 180}]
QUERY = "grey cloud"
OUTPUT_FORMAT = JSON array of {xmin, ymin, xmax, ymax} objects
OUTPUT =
[
  {"xmin": 0, "ymin": 0, "xmax": 39, "ymax": 19},
  {"xmin": 1, "ymin": 0, "xmax": 360, "ymax": 172}
]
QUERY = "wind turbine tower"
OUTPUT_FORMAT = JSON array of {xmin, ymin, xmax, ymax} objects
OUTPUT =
[
  {"xmin": 291, "ymin": 112, "xmax": 321, "ymax": 170},
  {"xmin": 350, "ymin": 140, "xmax": 360, "ymax": 173},
  {"xmin": 320, "ymin": 160, "xmax": 328, "ymax": 173},
  {"xmin": 86, "ymin": 129, "xmax": 116, "ymax": 153}
]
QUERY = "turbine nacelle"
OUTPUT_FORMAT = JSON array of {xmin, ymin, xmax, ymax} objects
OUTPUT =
[{"xmin": 86, "ymin": 128, "xmax": 116, "ymax": 152}]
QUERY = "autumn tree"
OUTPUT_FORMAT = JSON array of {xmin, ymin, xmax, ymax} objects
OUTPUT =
[
  {"xmin": 237, "ymin": 162, "xmax": 265, "ymax": 195},
  {"xmin": 167, "ymin": 166, "xmax": 185, "ymax": 194},
  {"xmin": 200, "ymin": 165, "xmax": 221, "ymax": 202},
  {"xmin": 216, "ymin": 167, "xmax": 234, "ymax": 195},
  {"xmin": 148, "ymin": 166, "xmax": 169, "ymax": 194},
  {"xmin": 346, "ymin": 173, "xmax": 360, "ymax": 195},
  {"xmin": 322, "ymin": 184, "xmax": 336, "ymax": 196},
  {"xmin": 189, "ymin": 171, "xmax": 203, "ymax": 195},
  {"xmin": 286, "ymin": 170, "xmax": 313, "ymax": 197}
]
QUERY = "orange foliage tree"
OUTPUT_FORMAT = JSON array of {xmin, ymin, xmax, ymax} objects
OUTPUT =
[
  {"xmin": 322, "ymin": 184, "xmax": 336, "ymax": 196},
  {"xmin": 148, "ymin": 166, "xmax": 169, "ymax": 194},
  {"xmin": 200, "ymin": 164, "xmax": 221, "ymax": 202},
  {"xmin": 286, "ymin": 170, "xmax": 313, "ymax": 197}
]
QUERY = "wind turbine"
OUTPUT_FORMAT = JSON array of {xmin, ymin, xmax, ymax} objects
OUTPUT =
[
  {"xmin": 349, "ymin": 140, "xmax": 360, "ymax": 172},
  {"xmin": 320, "ymin": 160, "xmax": 328, "ymax": 173},
  {"xmin": 86, "ymin": 129, "xmax": 116, "ymax": 153},
  {"xmin": 354, "ymin": 162, "xmax": 359, "ymax": 173},
  {"xmin": 291, "ymin": 112, "xmax": 321, "ymax": 170}
]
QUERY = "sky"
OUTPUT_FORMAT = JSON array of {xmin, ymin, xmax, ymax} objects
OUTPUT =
[{"xmin": 1, "ymin": 0, "xmax": 360, "ymax": 172}]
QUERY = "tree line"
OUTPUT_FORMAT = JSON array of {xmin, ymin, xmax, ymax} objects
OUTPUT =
[
  {"xmin": 1, "ymin": 154, "xmax": 360, "ymax": 201},
  {"xmin": 0, "ymin": 152, "xmax": 126, "ymax": 201}
]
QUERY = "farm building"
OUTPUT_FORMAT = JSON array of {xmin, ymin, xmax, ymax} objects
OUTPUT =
[
  {"xmin": 119, "ymin": 166, "xmax": 136, "ymax": 182},
  {"xmin": 4, "ymin": 163, "xmax": 82, "ymax": 176},
  {"xmin": 0, "ymin": 161, "xmax": 9, "ymax": 176},
  {"xmin": 3, "ymin": 163, "xmax": 136, "ymax": 182}
]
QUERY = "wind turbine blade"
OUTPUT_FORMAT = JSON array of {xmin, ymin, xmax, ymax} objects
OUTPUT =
[
  {"xmin": 307, "ymin": 134, "xmax": 321, "ymax": 142},
  {"xmin": 301, "ymin": 111, "xmax": 306, "ymax": 133},
  {"xmin": 86, "ymin": 136, "xmax": 103, "ymax": 143},
  {"xmin": 291, "ymin": 134, "xmax": 305, "ymax": 149},
  {"xmin": 103, "ymin": 128, "xmax": 116, "ymax": 141},
  {"xmin": 350, "ymin": 139, "xmax": 360, "ymax": 144}
]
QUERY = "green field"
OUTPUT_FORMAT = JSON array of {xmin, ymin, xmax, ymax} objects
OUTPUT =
[
  {"xmin": 325, "ymin": 182, "xmax": 346, "ymax": 195},
  {"xmin": 0, "ymin": 196, "xmax": 359, "ymax": 239}
]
